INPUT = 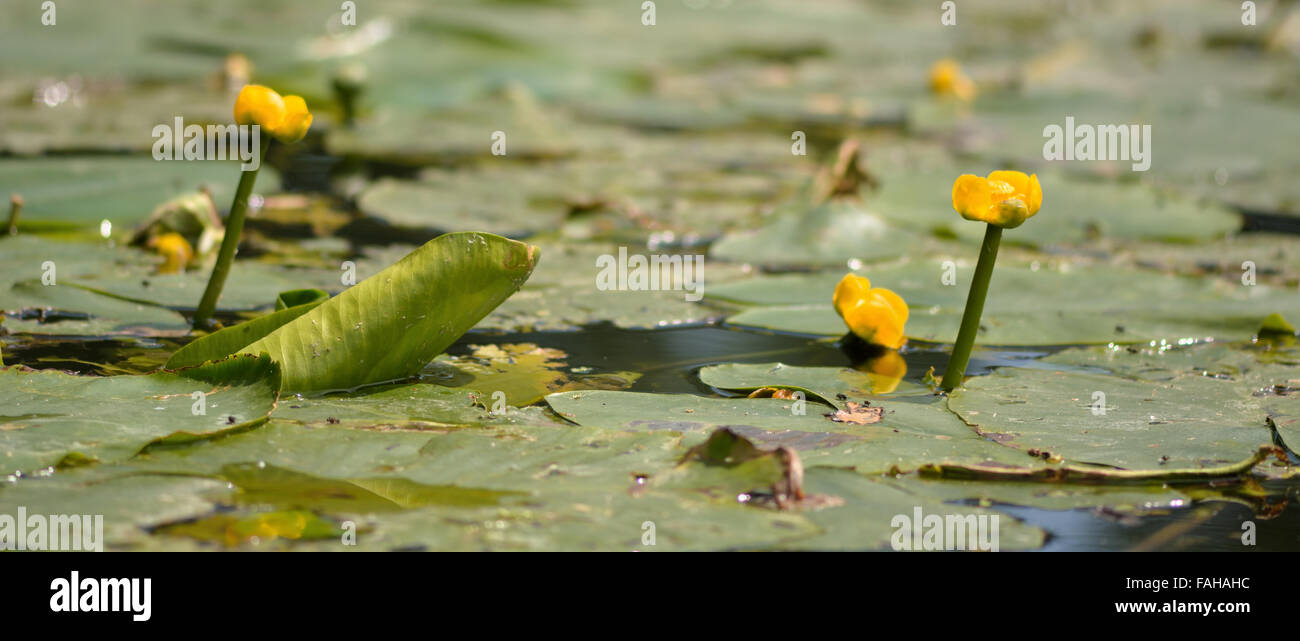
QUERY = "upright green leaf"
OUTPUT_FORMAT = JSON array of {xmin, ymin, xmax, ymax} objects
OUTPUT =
[
  {"xmin": 165, "ymin": 289, "xmax": 329, "ymax": 369},
  {"xmin": 241, "ymin": 232, "xmax": 538, "ymax": 392}
]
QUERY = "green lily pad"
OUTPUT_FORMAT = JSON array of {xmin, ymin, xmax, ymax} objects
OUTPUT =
[
  {"xmin": 709, "ymin": 259, "xmax": 1300, "ymax": 345},
  {"xmin": 0, "ymin": 235, "xmax": 157, "ymax": 290},
  {"xmin": 0, "ymin": 156, "xmax": 281, "ymax": 229},
  {"xmin": 357, "ymin": 174, "xmax": 567, "ymax": 240},
  {"xmin": 325, "ymin": 103, "xmax": 615, "ymax": 164},
  {"xmin": 0, "ymin": 81, "xmax": 241, "ymax": 156},
  {"xmin": 775, "ymin": 468, "xmax": 1046, "ymax": 551},
  {"xmin": 479, "ymin": 241, "xmax": 743, "ymax": 332},
  {"xmin": 109, "ymin": 420, "xmax": 821, "ymax": 551},
  {"xmin": 883, "ymin": 474, "xmax": 1190, "ymax": 513},
  {"xmin": 0, "ymin": 473, "xmax": 232, "ymax": 549},
  {"xmin": 710, "ymin": 201, "xmax": 926, "ymax": 269},
  {"xmin": 73, "ymin": 260, "xmax": 343, "ymax": 313},
  {"xmin": 1114, "ymin": 233, "xmax": 1300, "ymax": 286},
  {"xmin": 271, "ymin": 380, "xmax": 560, "ymax": 429},
  {"xmin": 3, "ymin": 280, "xmax": 189, "ymax": 336},
  {"xmin": 545, "ymin": 389, "xmax": 1042, "ymax": 475},
  {"xmin": 698, "ymin": 362, "xmax": 874, "ymax": 410},
  {"xmin": 947, "ymin": 365, "xmax": 1280, "ymax": 471},
  {"xmin": 1040, "ymin": 341, "xmax": 1300, "ymax": 463},
  {"xmin": 0, "ymin": 353, "xmax": 279, "ymax": 476}
]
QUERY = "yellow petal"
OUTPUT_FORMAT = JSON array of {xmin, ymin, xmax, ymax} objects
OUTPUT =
[
  {"xmin": 833, "ymin": 273, "xmax": 871, "ymax": 317},
  {"xmin": 873, "ymin": 287, "xmax": 909, "ymax": 327},
  {"xmin": 148, "ymin": 232, "xmax": 194, "ymax": 274},
  {"xmin": 987, "ymin": 170, "xmax": 1042, "ymax": 217},
  {"xmin": 838, "ymin": 285, "xmax": 909, "ymax": 350},
  {"xmin": 840, "ymin": 303, "xmax": 880, "ymax": 345},
  {"xmin": 951, "ymin": 174, "xmax": 993, "ymax": 220},
  {"xmin": 1025, "ymin": 173, "xmax": 1042, "ymax": 215},
  {"xmin": 272, "ymin": 95, "xmax": 313, "ymax": 144},
  {"xmin": 861, "ymin": 295, "xmax": 907, "ymax": 349},
  {"xmin": 233, "ymin": 84, "xmax": 285, "ymax": 132},
  {"xmin": 987, "ymin": 170, "xmax": 1030, "ymax": 196}
]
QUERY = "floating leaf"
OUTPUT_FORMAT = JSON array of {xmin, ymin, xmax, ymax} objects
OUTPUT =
[
  {"xmin": 0, "ymin": 353, "xmax": 279, "ymax": 475},
  {"xmin": 710, "ymin": 201, "xmax": 925, "ymax": 269},
  {"xmin": 479, "ymin": 241, "xmax": 740, "ymax": 332},
  {"xmin": 775, "ymin": 468, "xmax": 1045, "ymax": 551},
  {"xmin": 710, "ymin": 260, "xmax": 1300, "ymax": 345},
  {"xmin": 0, "ymin": 157, "xmax": 280, "ymax": 229},
  {"xmin": 270, "ymin": 381, "xmax": 561, "ymax": 428},
  {"xmin": 357, "ymin": 175, "xmax": 566, "ymax": 240},
  {"xmin": 947, "ymin": 366, "xmax": 1280, "ymax": 471},
  {"xmin": 545, "ymin": 389, "xmax": 1039, "ymax": 475},
  {"xmin": 3, "ymin": 280, "xmax": 189, "ymax": 336},
  {"xmin": 698, "ymin": 362, "xmax": 873, "ymax": 410}
]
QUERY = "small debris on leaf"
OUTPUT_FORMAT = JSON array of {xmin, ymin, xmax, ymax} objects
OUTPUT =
[{"xmin": 826, "ymin": 400, "xmax": 884, "ymax": 425}]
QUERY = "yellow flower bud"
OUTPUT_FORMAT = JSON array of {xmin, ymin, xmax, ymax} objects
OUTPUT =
[
  {"xmin": 273, "ymin": 95, "xmax": 313, "ymax": 144},
  {"xmin": 929, "ymin": 59, "xmax": 976, "ymax": 102},
  {"xmin": 233, "ymin": 84, "xmax": 285, "ymax": 132},
  {"xmin": 233, "ymin": 85, "xmax": 313, "ymax": 145},
  {"xmin": 951, "ymin": 170, "xmax": 1042, "ymax": 228},
  {"xmin": 833, "ymin": 273, "xmax": 909, "ymax": 349},
  {"xmin": 147, "ymin": 232, "xmax": 194, "ymax": 274}
]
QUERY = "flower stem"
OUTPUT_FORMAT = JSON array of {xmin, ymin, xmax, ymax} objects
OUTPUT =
[
  {"xmin": 192, "ymin": 137, "xmax": 270, "ymax": 331},
  {"xmin": 941, "ymin": 223, "xmax": 1001, "ymax": 392},
  {"xmin": 6, "ymin": 194, "xmax": 22, "ymax": 236}
]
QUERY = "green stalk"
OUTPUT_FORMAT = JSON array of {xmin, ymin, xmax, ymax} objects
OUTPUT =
[
  {"xmin": 192, "ymin": 136, "xmax": 270, "ymax": 330},
  {"xmin": 6, "ymin": 194, "xmax": 22, "ymax": 235},
  {"xmin": 941, "ymin": 223, "xmax": 1001, "ymax": 392}
]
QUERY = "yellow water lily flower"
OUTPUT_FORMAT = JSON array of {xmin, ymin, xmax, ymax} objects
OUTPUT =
[
  {"xmin": 233, "ymin": 85, "xmax": 312, "ymax": 143},
  {"xmin": 951, "ymin": 170, "xmax": 1043, "ymax": 229},
  {"xmin": 833, "ymin": 273, "xmax": 909, "ymax": 349},
  {"xmin": 274, "ymin": 94, "xmax": 313, "ymax": 143},
  {"xmin": 234, "ymin": 84, "xmax": 285, "ymax": 131},
  {"xmin": 929, "ymin": 59, "xmax": 976, "ymax": 101},
  {"xmin": 147, "ymin": 232, "xmax": 194, "ymax": 274}
]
